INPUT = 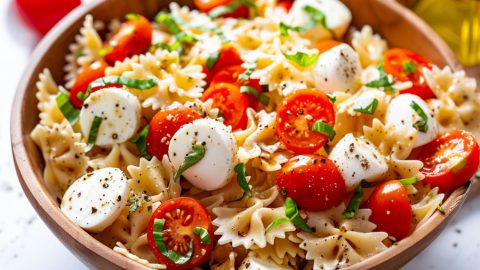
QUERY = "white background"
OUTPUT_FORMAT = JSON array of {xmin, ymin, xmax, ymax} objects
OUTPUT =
[{"xmin": 0, "ymin": 0, "xmax": 479, "ymax": 269}]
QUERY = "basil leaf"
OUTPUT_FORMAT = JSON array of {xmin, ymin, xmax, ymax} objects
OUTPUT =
[
  {"xmin": 303, "ymin": 5, "xmax": 337, "ymax": 39},
  {"xmin": 353, "ymin": 98, "xmax": 378, "ymax": 115},
  {"xmin": 193, "ymin": 227, "xmax": 211, "ymax": 244},
  {"xmin": 153, "ymin": 218, "xmax": 193, "ymax": 264},
  {"xmin": 410, "ymin": 101, "xmax": 429, "ymax": 133},
  {"xmin": 125, "ymin": 13, "xmax": 140, "ymax": 21},
  {"xmin": 128, "ymin": 192, "xmax": 149, "ymax": 213},
  {"xmin": 240, "ymin": 86, "xmax": 270, "ymax": 106},
  {"xmin": 131, "ymin": 125, "xmax": 152, "ymax": 160},
  {"xmin": 155, "ymin": 12, "xmax": 182, "ymax": 34},
  {"xmin": 279, "ymin": 22, "xmax": 303, "ymax": 37},
  {"xmin": 327, "ymin": 94, "xmax": 336, "ymax": 104},
  {"xmin": 282, "ymin": 51, "xmax": 319, "ymax": 68},
  {"xmin": 174, "ymin": 144, "xmax": 205, "ymax": 181},
  {"xmin": 285, "ymin": 197, "xmax": 312, "ymax": 233},
  {"xmin": 165, "ymin": 241, "xmax": 193, "ymax": 265},
  {"xmin": 312, "ymin": 121, "xmax": 336, "ymax": 141},
  {"xmin": 240, "ymin": 61, "xmax": 257, "ymax": 80},
  {"xmin": 264, "ymin": 218, "xmax": 290, "ymax": 234},
  {"xmin": 234, "ymin": 163, "xmax": 252, "ymax": 197},
  {"xmin": 56, "ymin": 93, "xmax": 80, "ymax": 125},
  {"xmin": 399, "ymin": 177, "xmax": 417, "ymax": 185},
  {"xmin": 209, "ymin": 0, "xmax": 257, "ymax": 19},
  {"xmin": 85, "ymin": 116, "xmax": 102, "ymax": 152},
  {"xmin": 78, "ymin": 76, "xmax": 158, "ymax": 100},
  {"xmin": 213, "ymin": 28, "xmax": 229, "ymax": 43},
  {"xmin": 365, "ymin": 66, "xmax": 396, "ymax": 92},
  {"xmin": 342, "ymin": 183, "xmax": 363, "ymax": 219},
  {"xmin": 206, "ymin": 51, "xmax": 220, "ymax": 70},
  {"xmin": 169, "ymin": 32, "xmax": 198, "ymax": 52},
  {"xmin": 402, "ymin": 60, "xmax": 417, "ymax": 74},
  {"xmin": 437, "ymin": 204, "xmax": 445, "ymax": 215}
]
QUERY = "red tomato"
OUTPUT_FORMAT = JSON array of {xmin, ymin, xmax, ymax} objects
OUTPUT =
[
  {"xmin": 314, "ymin": 40, "xmax": 342, "ymax": 54},
  {"xmin": 146, "ymin": 107, "xmax": 202, "ymax": 160},
  {"xmin": 201, "ymin": 83, "xmax": 249, "ymax": 130},
  {"xmin": 204, "ymin": 46, "xmax": 243, "ymax": 84},
  {"xmin": 275, "ymin": 89, "xmax": 335, "ymax": 154},
  {"xmin": 69, "ymin": 60, "xmax": 111, "ymax": 108},
  {"xmin": 194, "ymin": 0, "xmax": 249, "ymax": 18},
  {"xmin": 277, "ymin": 0, "xmax": 293, "ymax": 12},
  {"xmin": 14, "ymin": 0, "xmax": 80, "ymax": 35},
  {"xmin": 383, "ymin": 48, "xmax": 436, "ymax": 100},
  {"xmin": 147, "ymin": 197, "xmax": 213, "ymax": 270},
  {"xmin": 412, "ymin": 130, "xmax": 480, "ymax": 193},
  {"xmin": 277, "ymin": 155, "xmax": 346, "ymax": 211},
  {"xmin": 103, "ymin": 15, "xmax": 152, "ymax": 64},
  {"xmin": 367, "ymin": 180, "xmax": 412, "ymax": 241}
]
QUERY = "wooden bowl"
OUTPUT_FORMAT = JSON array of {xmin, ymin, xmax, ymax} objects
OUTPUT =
[{"xmin": 10, "ymin": 0, "xmax": 467, "ymax": 269}]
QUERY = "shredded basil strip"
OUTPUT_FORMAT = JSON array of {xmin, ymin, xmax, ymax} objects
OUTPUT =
[
  {"xmin": 209, "ymin": 0, "xmax": 257, "ymax": 19},
  {"xmin": 402, "ymin": 60, "xmax": 417, "ymax": 74},
  {"xmin": 240, "ymin": 86, "xmax": 270, "ymax": 106},
  {"xmin": 153, "ymin": 218, "xmax": 194, "ymax": 264},
  {"xmin": 342, "ymin": 183, "xmax": 364, "ymax": 219},
  {"xmin": 131, "ymin": 125, "xmax": 152, "ymax": 160},
  {"xmin": 279, "ymin": 22, "xmax": 303, "ymax": 37},
  {"xmin": 365, "ymin": 66, "xmax": 396, "ymax": 92},
  {"xmin": 155, "ymin": 12, "xmax": 182, "ymax": 34},
  {"xmin": 174, "ymin": 144, "xmax": 205, "ymax": 181},
  {"xmin": 285, "ymin": 197, "xmax": 312, "ymax": 233},
  {"xmin": 264, "ymin": 218, "xmax": 290, "ymax": 234},
  {"xmin": 206, "ymin": 51, "xmax": 220, "ymax": 70},
  {"xmin": 399, "ymin": 177, "xmax": 417, "ymax": 185},
  {"xmin": 240, "ymin": 61, "xmax": 257, "ymax": 80},
  {"xmin": 437, "ymin": 204, "xmax": 445, "ymax": 215},
  {"xmin": 126, "ymin": 13, "xmax": 141, "ymax": 21},
  {"xmin": 56, "ymin": 93, "xmax": 80, "ymax": 125},
  {"xmin": 193, "ymin": 227, "xmax": 211, "ymax": 244},
  {"xmin": 279, "ymin": 5, "xmax": 336, "ymax": 39},
  {"xmin": 85, "ymin": 116, "xmax": 102, "ymax": 152},
  {"xmin": 234, "ymin": 163, "xmax": 252, "ymax": 197},
  {"xmin": 353, "ymin": 98, "xmax": 378, "ymax": 115},
  {"xmin": 410, "ymin": 101, "xmax": 429, "ymax": 133},
  {"xmin": 282, "ymin": 51, "xmax": 319, "ymax": 68},
  {"xmin": 78, "ymin": 76, "xmax": 158, "ymax": 100},
  {"xmin": 312, "ymin": 121, "xmax": 336, "ymax": 141}
]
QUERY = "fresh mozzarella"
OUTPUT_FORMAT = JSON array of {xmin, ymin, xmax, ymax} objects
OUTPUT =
[
  {"xmin": 80, "ymin": 87, "xmax": 141, "ymax": 146},
  {"xmin": 168, "ymin": 118, "xmax": 238, "ymax": 191},
  {"xmin": 329, "ymin": 133, "xmax": 388, "ymax": 191},
  {"xmin": 60, "ymin": 168, "xmax": 129, "ymax": 232},
  {"xmin": 385, "ymin": 94, "xmax": 438, "ymax": 148},
  {"xmin": 287, "ymin": 0, "xmax": 351, "ymax": 42},
  {"xmin": 313, "ymin": 44, "xmax": 362, "ymax": 94}
]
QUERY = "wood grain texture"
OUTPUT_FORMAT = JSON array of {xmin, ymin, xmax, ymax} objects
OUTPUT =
[{"xmin": 10, "ymin": 0, "xmax": 467, "ymax": 269}]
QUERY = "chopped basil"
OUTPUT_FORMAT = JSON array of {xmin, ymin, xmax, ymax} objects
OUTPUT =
[
  {"xmin": 312, "ymin": 121, "xmax": 336, "ymax": 141},
  {"xmin": 206, "ymin": 51, "xmax": 220, "ymax": 70},
  {"xmin": 56, "ymin": 93, "xmax": 80, "ymax": 125},
  {"xmin": 169, "ymin": 32, "xmax": 197, "ymax": 51},
  {"xmin": 131, "ymin": 125, "xmax": 152, "ymax": 160},
  {"xmin": 78, "ymin": 76, "xmax": 158, "ymax": 100},
  {"xmin": 282, "ymin": 51, "xmax": 319, "ymax": 68},
  {"xmin": 125, "ymin": 13, "xmax": 141, "ymax": 21},
  {"xmin": 285, "ymin": 197, "xmax": 313, "ymax": 232},
  {"xmin": 327, "ymin": 94, "xmax": 337, "ymax": 104},
  {"xmin": 153, "ymin": 218, "xmax": 194, "ymax": 265},
  {"xmin": 402, "ymin": 60, "xmax": 417, "ymax": 74},
  {"xmin": 155, "ymin": 12, "xmax": 182, "ymax": 35},
  {"xmin": 240, "ymin": 86, "xmax": 270, "ymax": 106},
  {"xmin": 437, "ymin": 204, "xmax": 445, "ymax": 215},
  {"xmin": 353, "ymin": 98, "xmax": 378, "ymax": 115},
  {"xmin": 98, "ymin": 47, "xmax": 110, "ymax": 57},
  {"xmin": 410, "ymin": 101, "xmax": 429, "ymax": 133},
  {"xmin": 85, "ymin": 116, "xmax": 102, "ymax": 152},
  {"xmin": 342, "ymin": 182, "xmax": 364, "ymax": 219},
  {"xmin": 193, "ymin": 227, "xmax": 211, "ymax": 244},
  {"xmin": 234, "ymin": 163, "xmax": 252, "ymax": 197},
  {"xmin": 128, "ymin": 192, "xmax": 149, "ymax": 213},
  {"xmin": 213, "ymin": 27, "xmax": 229, "ymax": 43},
  {"xmin": 399, "ymin": 177, "xmax": 417, "ymax": 185},
  {"xmin": 174, "ymin": 144, "xmax": 205, "ymax": 181},
  {"xmin": 365, "ymin": 66, "xmax": 396, "ymax": 93},
  {"xmin": 279, "ymin": 22, "xmax": 303, "ymax": 37},
  {"xmin": 209, "ymin": 0, "xmax": 257, "ymax": 19},
  {"xmin": 279, "ymin": 5, "xmax": 336, "ymax": 39},
  {"xmin": 240, "ymin": 61, "xmax": 257, "ymax": 80},
  {"xmin": 264, "ymin": 218, "xmax": 290, "ymax": 234}
]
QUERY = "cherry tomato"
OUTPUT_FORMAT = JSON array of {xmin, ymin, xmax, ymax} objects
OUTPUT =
[
  {"xmin": 14, "ymin": 0, "xmax": 80, "ymax": 35},
  {"xmin": 103, "ymin": 15, "xmax": 152, "ymax": 64},
  {"xmin": 314, "ymin": 40, "xmax": 342, "ymax": 54},
  {"xmin": 277, "ymin": 155, "xmax": 346, "ymax": 211},
  {"xmin": 147, "ymin": 197, "xmax": 214, "ymax": 270},
  {"xmin": 383, "ymin": 48, "xmax": 435, "ymax": 100},
  {"xmin": 411, "ymin": 130, "xmax": 480, "ymax": 193},
  {"xmin": 204, "ymin": 46, "xmax": 243, "ymax": 84},
  {"xmin": 146, "ymin": 107, "xmax": 202, "ymax": 160},
  {"xmin": 367, "ymin": 180, "xmax": 412, "ymax": 241},
  {"xmin": 275, "ymin": 89, "xmax": 335, "ymax": 154},
  {"xmin": 201, "ymin": 83, "xmax": 249, "ymax": 130},
  {"xmin": 194, "ymin": 0, "xmax": 249, "ymax": 18},
  {"xmin": 68, "ymin": 60, "xmax": 111, "ymax": 108},
  {"xmin": 277, "ymin": 0, "xmax": 293, "ymax": 12}
]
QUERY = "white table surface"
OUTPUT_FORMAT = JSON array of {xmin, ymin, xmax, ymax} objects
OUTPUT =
[{"xmin": 1, "ymin": 0, "xmax": 479, "ymax": 269}]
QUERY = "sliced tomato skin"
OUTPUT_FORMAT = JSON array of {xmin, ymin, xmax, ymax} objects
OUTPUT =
[
  {"xmin": 68, "ymin": 60, "xmax": 111, "ymax": 108},
  {"xmin": 104, "ymin": 15, "xmax": 152, "ymax": 64},
  {"xmin": 275, "ymin": 89, "xmax": 335, "ymax": 154},
  {"xmin": 194, "ymin": 0, "xmax": 248, "ymax": 18},
  {"xmin": 146, "ymin": 107, "xmax": 202, "ymax": 160},
  {"xmin": 147, "ymin": 197, "xmax": 214, "ymax": 270},
  {"xmin": 383, "ymin": 48, "xmax": 436, "ymax": 100},
  {"xmin": 368, "ymin": 180, "xmax": 412, "ymax": 241},
  {"xmin": 204, "ymin": 46, "xmax": 243, "ymax": 84},
  {"xmin": 313, "ymin": 39, "xmax": 342, "ymax": 54},
  {"xmin": 413, "ymin": 130, "xmax": 480, "ymax": 193},
  {"xmin": 277, "ymin": 154, "xmax": 346, "ymax": 211}
]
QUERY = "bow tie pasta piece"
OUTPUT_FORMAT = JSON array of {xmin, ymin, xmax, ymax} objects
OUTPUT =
[
  {"xmin": 352, "ymin": 25, "xmax": 388, "ymax": 68},
  {"xmin": 36, "ymin": 69, "xmax": 66, "ymax": 127},
  {"xmin": 88, "ymin": 143, "xmax": 139, "ymax": 174}
]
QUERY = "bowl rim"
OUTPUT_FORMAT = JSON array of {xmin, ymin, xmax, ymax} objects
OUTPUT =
[{"xmin": 10, "ymin": 0, "xmax": 467, "ymax": 269}]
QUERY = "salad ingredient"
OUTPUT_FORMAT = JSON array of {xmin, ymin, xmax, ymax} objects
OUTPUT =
[
  {"xmin": 69, "ymin": 60, "xmax": 110, "ymax": 108},
  {"xmin": 204, "ymin": 46, "xmax": 243, "ymax": 83}
]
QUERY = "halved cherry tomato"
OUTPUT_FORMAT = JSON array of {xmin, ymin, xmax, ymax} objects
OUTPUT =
[
  {"xmin": 69, "ymin": 60, "xmax": 111, "ymax": 108},
  {"xmin": 201, "ymin": 83, "xmax": 249, "ymax": 130},
  {"xmin": 103, "ymin": 15, "xmax": 152, "ymax": 64},
  {"xmin": 204, "ymin": 46, "xmax": 243, "ymax": 84},
  {"xmin": 146, "ymin": 107, "xmax": 202, "ymax": 160},
  {"xmin": 194, "ymin": 0, "xmax": 249, "ymax": 18},
  {"xmin": 147, "ymin": 197, "xmax": 214, "ymax": 270},
  {"xmin": 411, "ymin": 130, "xmax": 479, "ymax": 193},
  {"xmin": 277, "ymin": 0, "xmax": 293, "ymax": 12},
  {"xmin": 275, "ymin": 89, "xmax": 335, "ymax": 154},
  {"xmin": 367, "ymin": 180, "xmax": 412, "ymax": 241},
  {"xmin": 277, "ymin": 155, "xmax": 346, "ymax": 211},
  {"xmin": 383, "ymin": 48, "xmax": 435, "ymax": 100},
  {"xmin": 313, "ymin": 40, "xmax": 342, "ymax": 54}
]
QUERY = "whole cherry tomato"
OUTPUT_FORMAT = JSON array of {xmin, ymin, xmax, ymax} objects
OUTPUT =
[
  {"xmin": 203, "ymin": 46, "xmax": 243, "ymax": 84},
  {"xmin": 69, "ymin": 60, "xmax": 110, "ymax": 108}
]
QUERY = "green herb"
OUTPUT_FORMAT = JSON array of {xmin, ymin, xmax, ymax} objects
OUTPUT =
[
  {"xmin": 282, "ymin": 51, "xmax": 319, "ymax": 68},
  {"xmin": 126, "ymin": 13, "xmax": 141, "ymax": 21},
  {"xmin": 285, "ymin": 197, "xmax": 313, "ymax": 232},
  {"xmin": 240, "ymin": 86, "xmax": 270, "ymax": 106},
  {"xmin": 174, "ymin": 144, "xmax": 205, "ymax": 181},
  {"xmin": 169, "ymin": 32, "xmax": 198, "ymax": 52},
  {"xmin": 98, "ymin": 47, "xmax": 111, "ymax": 57},
  {"xmin": 193, "ymin": 227, "xmax": 211, "ymax": 244},
  {"xmin": 208, "ymin": 0, "xmax": 258, "ymax": 19},
  {"xmin": 78, "ymin": 76, "xmax": 158, "ymax": 100},
  {"xmin": 437, "ymin": 204, "xmax": 445, "ymax": 215},
  {"xmin": 327, "ymin": 95, "xmax": 336, "ymax": 104},
  {"xmin": 312, "ymin": 121, "xmax": 336, "ymax": 141},
  {"xmin": 353, "ymin": 98, "xmax": 378, "ymax": 115},
  {"xmin": 131, "ymin": 125, "xmax": 152, "ymax": 160},
  {"xmin": 279, "ymin": 5, "xmax": 336, "ymax": 39},
  {"xmin": 153, "ymin": 218, "xmax": 193, "ymax": 264},
  {"xmin": 155, "ymin": 12, "xmax": 182, "ymax": 34},
  {"xmin": 85, "ymin": 116, "xmax": 102, "ymax": 152},
  {"xmin": 342, "ymin": 182, "xmax": 364, "ymax": 219},
  {"xmin": 402, "ymin": 60, "xmax": 417, "ymax": 74},
  {"xmin": 366, "ymin": 66, "xmax": 396, "ymax": 92},
  {"xmin": 206, "ymin": 51, "xmax": 220, "ymax": 70},
  {"xmin": 240, "ymin": 61, "xmax": 257, "ymax": 80},
  {"xmin": 213, "ymin": 28, "xmax": 229, "ymax": 43},
  {"xmin": 56, "ymin": 93, "xmax": 80, "ymax": 125},
  {"xmin": 410, "ymin": 101, "xmax": 429, "ymax": 133},
  {"xmin": 217, "ymin": 111, "xmax": 224, "ymax": 119},
  {"xmin": 264, "ymin": 218, "xmax": 290, "ymax": 234},
  {"xmin": 399, "ymin": 177, "xmax": 417, "ymax": 185},
  {"xmin": 128, "ymin": 192, "xmax": 146, "ymax": 213},
  {"xmin": 234, "ymin": 163, "xmax": 252, "ymax": 197},
  {"xmin": 279, "ymin": 22, "xmax": 303, "ymax": 37}
]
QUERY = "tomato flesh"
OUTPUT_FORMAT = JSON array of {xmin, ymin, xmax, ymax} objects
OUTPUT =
[
  {"xmin": 194, "ymin": 0, "xmax": 249, "ymax": 18},
  {"xmin": 367, "ymin": 180, "xmax": 412, "ymax": 241},
  {"xmin": 147, "ymin": 197, "xmax": 213, "ymax": 270},
  {"xmin": 69, "ymin": 60, "xmax": 111, "ymax": 108},
  {"xmin": 204, "ymin": 46, "xmax": 243, "ymax": 84},
  {"xmin": 314, "ymin": 40, "xmax": 342, "ymax": 54},
  {"xmin": 383, "ymin": 48, "xmax": 435, "ymax": 100},
  {"xmin": 412, "ymin": 130, "xmax": 479, "ymax": 193},
  {"xmin": 275, "ymin": 89, "xmax": 335, "ymax": 154}
]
